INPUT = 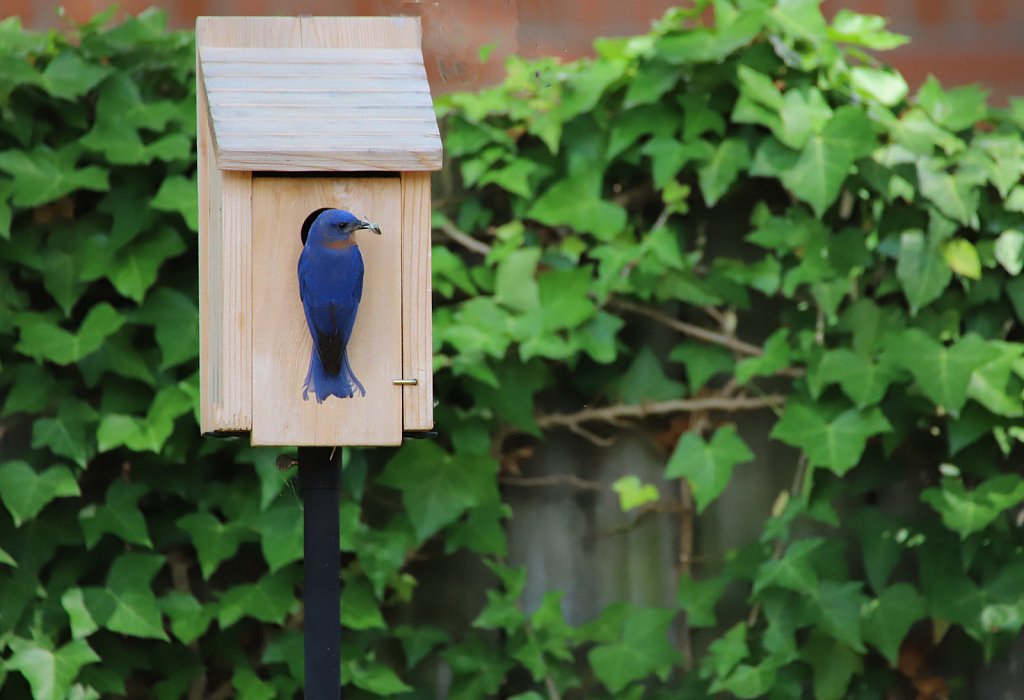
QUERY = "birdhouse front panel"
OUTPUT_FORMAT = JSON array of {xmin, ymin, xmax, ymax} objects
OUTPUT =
[
  {"xmin": 251, "ymin": 177, "xmax": 403, "ymax": 446},
  {"xmin": 197, "ymin": 16, "xmax": 439, "ymax": 445}
]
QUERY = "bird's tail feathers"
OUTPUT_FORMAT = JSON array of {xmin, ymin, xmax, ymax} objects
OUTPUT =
[{"xmin": 302, "ymin": 347, "xmax": 366, "ymax": 403}]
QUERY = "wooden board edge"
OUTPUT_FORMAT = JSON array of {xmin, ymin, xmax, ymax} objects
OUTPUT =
[
  {"xmin": 222, "ymin": 170, "xmax": 253, "ymax": 431},
  {"xmin": 197, "ymin": 44, "xmax": 215, "ymax": 433},
  {"xmin": 401, "ymin": 171, "xmax": 434, "ymax": 431}
]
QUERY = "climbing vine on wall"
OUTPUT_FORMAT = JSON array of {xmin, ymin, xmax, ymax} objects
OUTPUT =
[{"xmin": 1, "ymin": 2, "xmax": 1024, "ymax": 700}]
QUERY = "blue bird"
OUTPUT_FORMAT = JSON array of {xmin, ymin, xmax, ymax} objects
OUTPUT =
[{"xmin": 297, "ymin": 208, "xmax": 380, "ymax": 403}]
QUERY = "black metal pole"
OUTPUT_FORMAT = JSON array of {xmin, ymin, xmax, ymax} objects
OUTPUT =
[{"xmin": 298, "ymin": 446, "xmax": 341, "ymax": 700}]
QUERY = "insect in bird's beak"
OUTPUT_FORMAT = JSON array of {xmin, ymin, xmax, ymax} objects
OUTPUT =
[{"xmin": 357, "ymin": 218, "xmax": 382, "ymax": 235}]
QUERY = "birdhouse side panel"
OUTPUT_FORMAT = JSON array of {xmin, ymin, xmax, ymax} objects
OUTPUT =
[
  {"xmin": 401, "ymin": 171, "xmax": 433, "ymax": 431},
  {"xmin": 220, "ymin": 171, "xmax": 253, "ymax": 429},
  {"xmin": 199, "ymin": 58, "xmax": 253, "ymax": 433},
  {"xmin": 251, "ymin": 177, "xmax": 404, "ymax": 446}
]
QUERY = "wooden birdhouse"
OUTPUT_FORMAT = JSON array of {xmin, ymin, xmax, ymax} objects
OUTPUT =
[{"xmin": 196, "ymin": 16, "xmax": 440, "ymax": 447}]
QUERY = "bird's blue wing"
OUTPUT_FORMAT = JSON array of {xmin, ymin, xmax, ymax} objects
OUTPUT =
[{"xmin": 298, "ymin": 244, "xmax": 364, "ymax": 379}]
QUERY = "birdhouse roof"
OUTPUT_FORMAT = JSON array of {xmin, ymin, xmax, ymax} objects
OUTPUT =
[{"xmin": 199, "ymin": 44, "xmax": 442, "ymax": 172}]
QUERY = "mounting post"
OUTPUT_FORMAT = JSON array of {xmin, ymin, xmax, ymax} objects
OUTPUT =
[{"xmin": 298, "ymin": 446, "xmax": 342, "ymax": 700}]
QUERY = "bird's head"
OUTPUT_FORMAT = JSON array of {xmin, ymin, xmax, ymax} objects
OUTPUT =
[{"xmin": 306, "ymin": 208, "xmax": 381, "ymax": 245}]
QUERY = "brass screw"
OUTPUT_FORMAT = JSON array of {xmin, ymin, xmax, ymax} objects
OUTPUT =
[
  {"xmin": 393, "ymin": 378, "xmax": 418, "ymax": 386},
  {"xmin": 276, "ymin": 455, "xmax": 298, "ymax": 471}
]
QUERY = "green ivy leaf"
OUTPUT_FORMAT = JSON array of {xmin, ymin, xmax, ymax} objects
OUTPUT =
[
  {"xmin": 344, "ymin": 659, "xmax": 413, "ymax": 696},
  {"xmin": 494, "ymin": 249, "xmax": 540, "ymax": 313},
  {"xmin": 16, "ymin": 303, "xmax": 125, "ymax": 365},
  {"xmin": 79, "ymin": 480, "xmax": 152, "ymax": 549},
  {"xmin": 5, "ymin": 637, "xmax": 100, "ymax": 700},
  {"xmin": 812, "ymin": 581, "xmax": 867, "ymax": 652},
  {"xmin": 921, "ymin": 475, "xmax": 1024, "ymax": 538},
  {"xmin": 734, "ymin": 329, "xmax": 790, "ymax": 384},
  {"xmin": 610, "ymin": 476, "xmax": 660, "ymax": 511},
  {"xmin": 807, "ymin": 350, "xmax": 901, "ymax": 407},
  {"xmin": 918, "ymin": 161, "xmax": 979, "ymax": 225},
  {"xmin": 395, "ymin": 625, "xmax": 451, "ymax": 669},
  {"xmin": 940, "ymin": 238, "xmax": 981, "ymax": 279},
  {"xmin": 0, "ymin": 460, "xmax": 80, "ymax": 527},
  {"xmin": 800, "ymin": 631, "xmax": 862, "ymax": 700},
  {"xmin": 656, "ymin": 8, "xmax": 764, "ymax": 62},
  {"xmin": 104, "ymin": 552, "xmax": 169, "ymax": 641},
  {"xmin": 0, "ymin": 144, "xmax": 108, "ymax": 207},
  {"xmin": 537, "ymin": 266, "xmax": 595, "ymax": 331},
  {"xmin": 770, "ymin": 403, "xmax": 891, "ymax": 475},
  {"xmin": 862, "ymin": 584, "xmax": 926, "ymax": 665},
  {"xmin": 697, "ymin": 138, "xmax": 750, "ymax": 207},
  {"xmin": 61, "ymin": 588, "xmax": 99, "ymax": 639},
  {"xmin": 588, "ymin": 607, "xmax": 680, "ymax": 692},
  {"xmin": 132, "ymin": 288, "xmax": 200, "ymax": 369},
  {"xmin": 97, "ymin": 385, "xmax": 192, "ymax": 454},
  {"xmin": 176, "ymin": 511, "xmax": 251, "ymax": 579},
  {"xmin": 527, "ymin": 170, "xmax": 627, "ymax": 240},
  {"xmin": 233, "ymin": 666, "xmax": 276, "ymax": 700},
  {"xmin": 917, "ymin": 75, "xmax": 989, "ymax": 132},
  {"xmin": 676, "ymin": 574, "xmax": 728, "ymax": 627},
  {"xmin": 378, "ymin": 441, "xmax": 499, "ymax": 542},
  {"xmin": 615, "ymin": 346, "xmax": 685, "ymax": 404},
  {"xmin": 151, "ymin": 175, "xmax": 198, "ymax": 231},
  {"xmin": 259, "ymin": 496, "xmax": 304, "ymax": 573},
  {"xmin": 828, "ymin": 10, "xmax": 909, "ymax": 50},
  {"xmin": 712, "ymin": 662, "xmax": 778, "ymax": 699},
  {"xmin": 669, "ymin": 341, "xmax": 734, "ymax": 391},
  {"xmin": 895, "ymin": 230, "xmax": 952, "ymax": 314},
  {"xmin": 678, "ymin": 92, "xmax": 726, "ymax": 141},
  {"xmin": 884, "ymin": 330, "xmax": 994, "ymax": 416},
  {"xmin": 107, "ymin": 227, "xmax": 186, "ymax": 302},
  {"xmin": 624, "ymin": 59, "xmax": 679, "ymax": 107},
  {"xmin": 218, "ymin": 568, "xmax": 297, "ymax": 628},
  {"xmin": 664, "ymin": 426, "xmax": 754, "ymax": 513},
  {"xmin": 159, "ymin": 591, "xmax": 217, "ymax": 645},
  {"xmin": 850, "ymin": 67, "xmax": 908, "ymax": 107},
  {"xmin": 754, "ymin": 538, "xmax": 824, "ymax": 595},
  {"xmin": 1, "ymin": 363, "xmax": 60, "ymax": 416},
  {"xmin": 339, "ymin": 576, "xmax": 386, "ymax": 630},
  {"xmin": 701, "ymin": 622, "xmax": 749, "ymax": 680},
  {"xmin": 40, "ymin": 50, "xmax": 113, "ymax": 99},
  {"xmin": 994, "ymin": 230, "xmax": 1024, "ymax": 275},
  {"xmin": 754, "ymin": 106, "xmax": 876, "ymax": 216}
]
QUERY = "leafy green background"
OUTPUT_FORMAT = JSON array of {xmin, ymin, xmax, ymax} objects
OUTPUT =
[{"xmin": 2, "ymin": 2, "xmax": 1024, "ymax": 699}]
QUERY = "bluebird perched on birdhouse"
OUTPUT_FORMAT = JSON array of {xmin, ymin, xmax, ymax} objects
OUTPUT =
[{"xmin": 298, "ymin": 208, "xmax": 381, "ymax": 403}]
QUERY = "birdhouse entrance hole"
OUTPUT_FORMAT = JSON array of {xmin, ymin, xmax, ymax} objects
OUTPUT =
[{"xmin": 300, "ymin": 208, "xmax": 331, "ymax": 246}]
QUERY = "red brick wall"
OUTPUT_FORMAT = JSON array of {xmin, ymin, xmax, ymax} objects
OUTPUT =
[{"xmin": 3, "ymin": 0, "xmax": 1022, "ymax": 101}]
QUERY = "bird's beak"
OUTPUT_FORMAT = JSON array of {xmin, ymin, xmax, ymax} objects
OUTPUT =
[{"xmin": 356, "ymin": 220, "xmax": 382, "ymax": 235}]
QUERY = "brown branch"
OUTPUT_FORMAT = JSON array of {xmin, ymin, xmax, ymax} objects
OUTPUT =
[
  {"xmin": 536, "ymin": 394, "xmax": 786, "ymax": 433},
  {"xmin": 609, "ymin": 298, "xmax": 764, "ymax": 357},
  {"xmin": 672, "ymin": 386, "xmax": 724, "ymax": 672},
  {"xmin": 701, "ymin": 304, "xmax": 730, "ymax": 329},
  {"xmin": 565, "ymin": 421, "xmax": 616, "ymax": 447},
  {"xmin": 189, "ymin": 675, "xmax": 208, "ymax": 700},
  {"xmin": 603, "ymin": 501, "xmax": 688, "ymax": 536},
  {"xmin": 499, "ymin": 474, "xmax": 603, "ymax": 490},
  {"xmin": 436, "ymin": 220, "xmax": 492, "ymax": 255},
  {"xmin": 205, "ymin": 681, "xmax": 235, "ymax": 700},
  {"xmin": 612, "ymin": 180, "xmax": 655, "ymax": 209}
]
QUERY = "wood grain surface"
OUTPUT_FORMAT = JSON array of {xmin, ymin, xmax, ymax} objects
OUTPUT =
[{"xmin": 251, "ymin": 177, "xmax": 403, "ymax": 446}]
